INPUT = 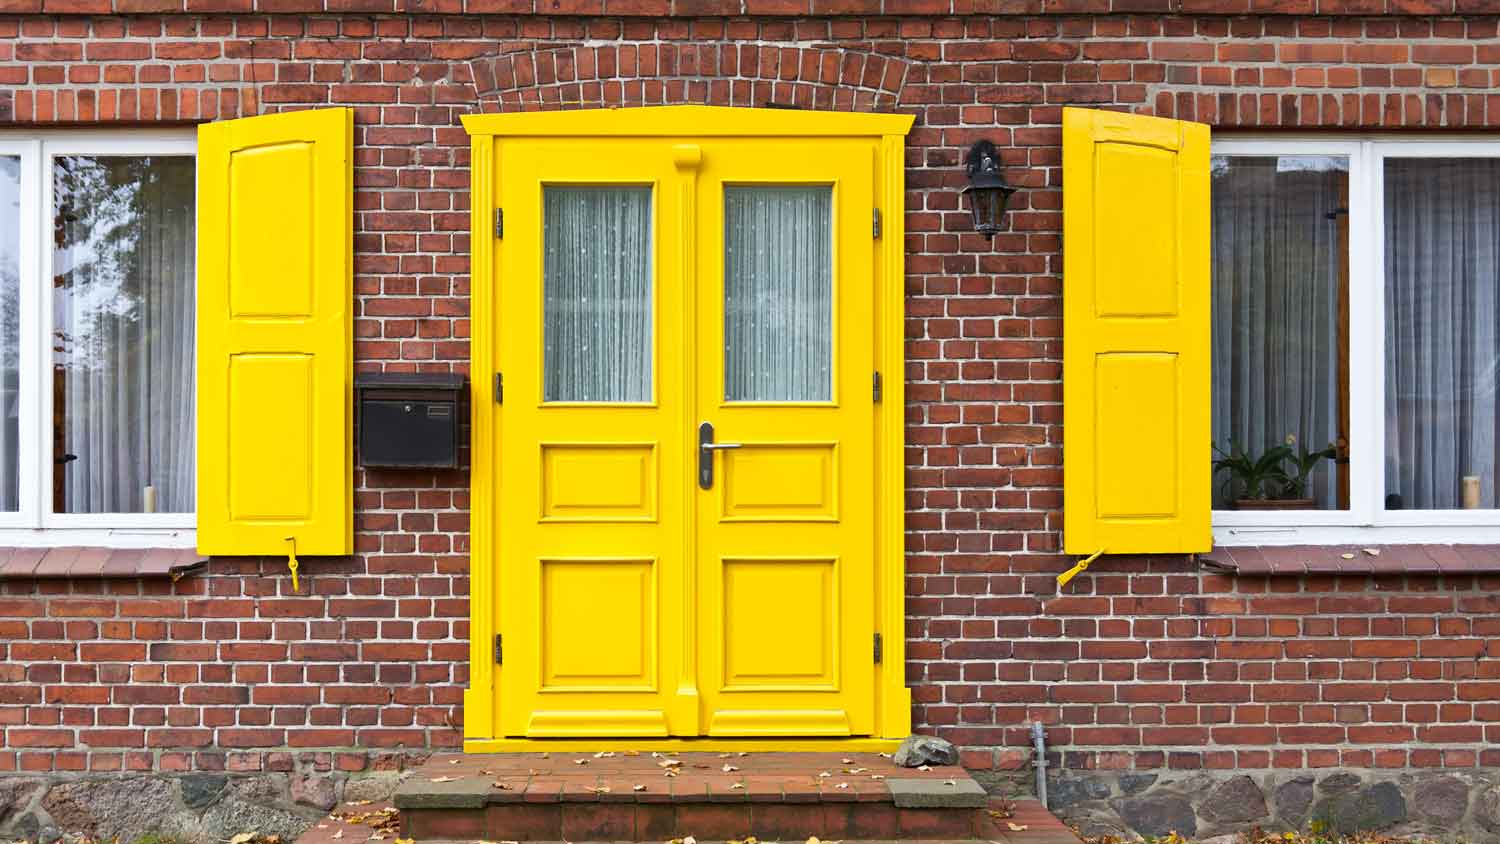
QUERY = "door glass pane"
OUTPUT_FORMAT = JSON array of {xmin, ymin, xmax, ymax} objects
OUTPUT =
[
  {"xmin": 0, "ymin": 156, "xmax": 18, "ymax": 512},
  {"xmin": 543, "ymin": 186, "xmax": 652, "ymax": 403},
  {"xmin": 1210, "ymin": 155, "xmax": 1349, "ymax": 510},
  {"xmin": 724, "ymin": 186, "xmax": 832, "ymax": 402},
  {"xmin": 53, "ymin": 155, "xmax": 196, "ymax": 514},
  {"xmin": 1384, "ymin": 158, "xmax": 1500, "ymax": 510}
]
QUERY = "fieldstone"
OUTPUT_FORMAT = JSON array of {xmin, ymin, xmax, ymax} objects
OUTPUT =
[
  {"xmin": 1477, "ymin": 784, "xmax": 1500, "ymax": 833},
  {"xmin": 0, "ymin": 778, "xmax": 44, "ymax": 825},
  {"xmin": 1049, "ymin": 776, "xmax": 1111, "ymax": 809},
  {"xmin": 342, "ymin": 773, "xmax": 405, "ymax": 804},
  {"xmin": 1115, "ymin": 793, "xmax": 1198, "ymax": 839},
  {"xmin": 1119, "ymin": 774, "xmax": 1157, "ymax": 796},
  {"xmin": 179, "ymin": 774, "xmax": 228, "ymax": 810},
  {"xmin": 290, "ymin": 775, "xmax": 338, "ymax": 811},
  {"xmin": 10, "ymin": 812, "xmax": 41, "ymax": 841},
  {"xmin": 1412, "ymin": 776, "xmax": 1468, "ymax": 828},
  {"xmin": 200, "ymin": 795, "xmax": 313, "ymax": 843},
  {"xmin": 1318, "ymin": 772, "xmax": 1363, "ymax": 795},
  {"xmin": 1201, "ymin": 775, "xmax": 1269, "ymax": 824},
  {"xmin": 1311, "ymin": 781, "xmax": 1407, "ymax": 835},
  {"xmin": 1274, "ymin": 776, "xmax": 1315, "ymax": 826},
  {"xmin": 893, "ymin": 735, "xmax": 959, "ymax": 768},
  {"xmin": 40, "ymin": 777, "xmax": 176, "ymax": 841}
]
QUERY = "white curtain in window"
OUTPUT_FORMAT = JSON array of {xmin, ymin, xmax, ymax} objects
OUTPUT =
[
  {"xmin": 723, "ymin": 186, "xmax": 832, "ymax": 402},
  {"xmin": 1384, "ymin": 158, "xmax": 1500, "ymax": 510},
  {"xmin": 53, "ymin": 156, "xmax": 195, "ymax": 514},
  {"xmin": 1210, "ymin": 156, "xmax": 1345, "ymax": 507},
  {"xmin": 0, "ymin": 156, "xmax": 19, "ymax": 512},
  {"xmin": 542, "ymin": 186, "xmax": 652, "ymax": 403}
]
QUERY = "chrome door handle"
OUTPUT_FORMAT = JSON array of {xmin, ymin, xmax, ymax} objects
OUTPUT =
[{"xmin": 698, "ymin": 422, "xmax": 742, "ymax": 490}]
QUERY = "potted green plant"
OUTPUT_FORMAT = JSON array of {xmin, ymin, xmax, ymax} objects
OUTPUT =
[{"xmin": 1213, "ymin": 435, "xmax": 1335, "ymax": 510}]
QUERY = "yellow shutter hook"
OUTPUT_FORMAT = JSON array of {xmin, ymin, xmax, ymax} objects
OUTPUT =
[
  {"xmin": 284, "ymin": 536, "xmax": 301, "ymax": 593},
  {"xmin": 1056, "ymin": 548, "xmax": 1105, "ymax": 590}
]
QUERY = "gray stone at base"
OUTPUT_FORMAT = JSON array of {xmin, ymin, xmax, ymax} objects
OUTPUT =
[
  {"xmin": 886, "ymin": 777, "xmax": 988, "ymax": 809},
  {"xmin": 1310, "ymin": 781, "xmax": 1407, "ymax": 835},
  {"xmin": 394, "ymin": 775, "xmax": 490, "ymax": 809},
  {"xmin": 892, "ymin": 734, "xmax": 960, "ymax": 768}
]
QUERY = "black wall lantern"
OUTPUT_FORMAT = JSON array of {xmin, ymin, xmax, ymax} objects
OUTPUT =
[{"xmin": 961, "ymin": 140, "xmax": 1018, "ymax": 239}]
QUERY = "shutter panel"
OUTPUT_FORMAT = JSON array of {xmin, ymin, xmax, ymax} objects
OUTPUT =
[
  {"xmin": 197, "ymin": 108, "xmax": 354, "ymax": 556},
  {"xmin": 1062, "ymin": 107, "xmax": 1211, "ymax": 555}
]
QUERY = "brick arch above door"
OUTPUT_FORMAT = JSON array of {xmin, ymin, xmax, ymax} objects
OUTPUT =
[{"xmin": 468, "ymin": 44, "xmax": 914, "ymax": 112}]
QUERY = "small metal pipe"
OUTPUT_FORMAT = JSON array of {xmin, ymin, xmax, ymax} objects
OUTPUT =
[{"xmin": 1031, "ymin": 721, "xmax": 1049, "ymax": 808}]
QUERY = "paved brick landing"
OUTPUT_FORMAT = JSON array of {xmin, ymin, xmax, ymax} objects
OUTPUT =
[{"xmin": 373, "ymin": 752, "xmax": 1080, "ymax": 842}]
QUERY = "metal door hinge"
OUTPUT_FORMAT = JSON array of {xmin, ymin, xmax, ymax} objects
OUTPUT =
[
  {"xmin": 494, "ymin": 633, "xmax": 503, "ymax": 664},
  {"xmin": 494, "ymin": 208, "xmax": 503, "ymax": 238},
  {"xmin": 873, "ymin": 632, "xmax": 883, "ymax": 664},
  {"xmin": 872, "ymin": 208, "xmax": 882, "ymax": 239},
  {"xmin": 872, "ymin": 371, "xmax": 882, "ymax": 403},
  {"xmin": 493, "ymin": 373, "xmax": 503, "ymax": 404}
]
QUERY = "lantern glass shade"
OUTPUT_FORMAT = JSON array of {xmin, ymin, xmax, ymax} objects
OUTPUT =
[{"xmin": 963, "ymin": 183, "xmax": 1015, "ymax": 238}]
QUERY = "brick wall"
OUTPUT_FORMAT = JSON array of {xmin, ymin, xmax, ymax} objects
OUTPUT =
[{"xmin": 3, "ymin": 7, "xmax": 1500, "ymax": 790}]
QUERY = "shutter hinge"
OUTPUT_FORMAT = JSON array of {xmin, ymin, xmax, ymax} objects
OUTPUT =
[
  {"xmin": 872, "ymin": 208, "xmax": 882, "ymax": 239},
  {"xmin": 494, "ymin": 208, "xmax": 503, "ymax": 238},
  {"xmin": 494, "ymin": 633, "xmax": 503, "ymax": 664},
  {"xmin": 873, "ymin": 632, "xmax": 883, "ymax": 664},
  {"xmin": 872, "ymin": 371, "xmax": 882, "ymax": 402},
  {"xmin": 493, "ymin": 372, "xmax": 503, "ymax": 404}
]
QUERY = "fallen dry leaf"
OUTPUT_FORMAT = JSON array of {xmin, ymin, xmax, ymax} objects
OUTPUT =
[
  {"xmin": 835, "ymin": 782, "xmax": 850, "ymax": 790},
  {"xmin": 586, "ymin": 786, "xmax": 611, "ymax": 794},
  {"xmin": 633, "ymin": 784, "xmax": 647, "ymax": 792},
  {"xmin": 870, "ymin": 774, "xmax": 885, "ymax": 781},
  {"xmin": 729, "ymin": 782, "xmax": 746, "ymax": 790},
  {"xmin": 916, "ymin": 765, "xmax": 931, "ymax": 771},
  {"xmin": 331, "ymin": 831, "xmax": 344, "ymax": 841},
  {"xmin": 1007, "ymin": 822, "xmax": 1028, "ymax": 832},
  {"xmin": 573, "ymin": 759, "xmax": 589, "ymax": 765},
  {"xmin": 841, "ymin": 758, "xmax": 853, "ymax": 764},
  {"xmin": 492, "ymin": 782, "xmax": 512, "ymax": 790},
  {"xmin": 722, "ymin": 764, "xmax": 739, "ymax": 773},
  {"xmin": 430, "ymin": 776, "xmax": 459, "ymax": 783},
  {"xmin": 818, "ymin": 771, "xmax": 832, "ymax": 778},
  {"xmin": 231, "ymin": 834, "xmax": 256, "ymax": 844}
]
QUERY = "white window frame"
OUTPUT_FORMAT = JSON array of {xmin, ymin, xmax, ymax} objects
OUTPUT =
[
  {"xmin": 1212, "ymin": 135, "xmax": 1500, "ymax": 547},
  {"xmin": 0, "ymin": 129, "xmax": 196, "ymax": 548}
]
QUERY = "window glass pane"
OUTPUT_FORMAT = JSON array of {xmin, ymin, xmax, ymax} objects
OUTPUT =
[
  {"xmin": 0, "ymin": 157, "xmax": 18, "ymax": 512},
  {"xmin": 1385, "ymin": 158, "xmax": 1500, "ymax": 510},
  {"xmin": 723, "ymin": 186, "xmax": 832, "ymax": 402},
  {"xmin": 1210, "ymin": 155, "xmax": 1349, "ymax": 510},
  {"xmin": 543, "ymin": 186, "xmax": 652, "ymax": 403},
  {"xmin": 53, "ymin": 155, "xmax": 195, "ymax": 514}
]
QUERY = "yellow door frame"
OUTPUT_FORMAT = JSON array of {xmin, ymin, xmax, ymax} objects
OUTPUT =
[{"xmin": 461, "ymin": 106, "xmax": 914, "ymax": 751}]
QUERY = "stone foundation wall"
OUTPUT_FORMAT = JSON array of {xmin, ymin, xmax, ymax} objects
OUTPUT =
[
  {"xmin": 1048, "ymin": 769, "xmax": 1500, "ymax": 842},
  {"xmin": 0, "ymin": 759, "xmax": 417, "ymax": 844}
]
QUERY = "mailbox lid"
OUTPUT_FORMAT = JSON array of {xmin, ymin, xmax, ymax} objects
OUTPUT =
[{"xmin": 355, "ymin": 371, "xmax": 466, "ymax": 400}]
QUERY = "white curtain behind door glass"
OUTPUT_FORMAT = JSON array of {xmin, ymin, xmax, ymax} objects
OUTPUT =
[
  {"xmin": 0, "ymin": 157, "xmax": 19, "ymax": 512},
  {"xmin": 724, "ymin": 186, "xmax": 832, "ymax": 402},
  {"xmin": 1385, "ymin": 158, "xmax": 1500, "ymax": 510},
  {"xmin": 53, "ymin": 155, "xmax": 195, "ymax": 514},
  {"xmin": 1210, "ymin": 156, "xmax": 1346, "ymax": 508},
  {"xmin": 543, "ymin": 186, "xmax": 652, "ymax": 403}
]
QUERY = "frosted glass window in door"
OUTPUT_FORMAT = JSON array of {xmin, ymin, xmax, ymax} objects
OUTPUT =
[
  {"xmin": 723, "ymin": 186, "xmax": 833, "ymax": 402},
  {"xmin": 543, "ymin": 186, "xmax": 652, "ymax": 403}
]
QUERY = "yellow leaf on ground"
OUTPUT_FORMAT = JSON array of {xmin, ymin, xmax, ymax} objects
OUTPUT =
[{"xmin": 1007, "ymin": 822, "xmax": 1028, "ymax": 832}]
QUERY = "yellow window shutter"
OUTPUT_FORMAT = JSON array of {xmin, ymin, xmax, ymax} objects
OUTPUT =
[
  {"xmin": 197, "ymin": 107, "xmax": 354, "ymax": 557},
  {"xmin": 1062, "ymin": 107, "xmax": 1211, "ymax": 555}
]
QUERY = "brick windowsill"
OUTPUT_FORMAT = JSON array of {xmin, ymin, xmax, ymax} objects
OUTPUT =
[
  {"xmin": 1201, "ymin": 544, "xmax": 1500, "ymax": 575},
  {"xmin": 0, "ymin": 547, "xmax": 207, "ymax": 580}
]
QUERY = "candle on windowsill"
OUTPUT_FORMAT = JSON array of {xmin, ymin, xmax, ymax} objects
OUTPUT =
[
  {"xmin": 143, "ymin": 485, "xmax": 157, "ymax": 514},
  {"xmin": 1462, "ymin": 475, "xmax": 1481, "ymax": 510}
]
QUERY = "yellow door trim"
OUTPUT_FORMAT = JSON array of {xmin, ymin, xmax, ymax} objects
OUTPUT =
[{"xmin": 463, "ymin": 106, "xmax": 914, "ymax": 748}]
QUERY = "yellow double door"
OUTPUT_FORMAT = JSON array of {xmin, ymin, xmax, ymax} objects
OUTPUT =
[{"xmin": 493, "ymin": 136, "xmax": 878, "ymax": 737}]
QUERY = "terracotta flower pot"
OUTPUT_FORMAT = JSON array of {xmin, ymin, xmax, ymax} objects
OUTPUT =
[{"xmin": 1234, "ymin": 498, "xmax": 1317, "ymax": 511}]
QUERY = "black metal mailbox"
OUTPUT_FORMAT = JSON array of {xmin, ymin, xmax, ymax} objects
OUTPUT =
[{"xmin": 355, "ymin": 372, "xmax": 466, "ymax": 469}]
